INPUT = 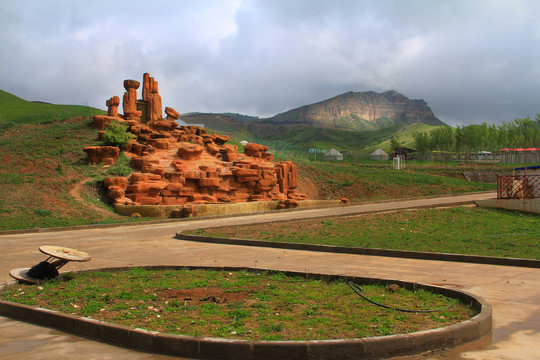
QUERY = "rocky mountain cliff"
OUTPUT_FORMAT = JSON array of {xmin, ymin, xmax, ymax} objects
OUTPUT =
[{"xmin": 260, "ymin": 90, "xmax": 445, "ymax": 130}]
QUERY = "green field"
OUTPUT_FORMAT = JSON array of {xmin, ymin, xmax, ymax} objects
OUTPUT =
[
  {"xmin": 295, "ymin": 161, "xmax": 496, "ymax": 201},
  {"xmin": 192, "ymin": 207, "xmax": 540, "ymax": 260}
]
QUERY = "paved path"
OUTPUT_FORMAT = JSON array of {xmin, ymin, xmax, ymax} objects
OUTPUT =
[{"xmin": 2, "ymin": 192, "xmax": 540, "ymax": 360}]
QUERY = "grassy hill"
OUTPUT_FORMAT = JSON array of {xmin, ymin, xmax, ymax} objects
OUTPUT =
[
  {"xmin": 183, "ymin": 114, "xmax": 443, "ymax": 153},
  {"xmin": 0, "ymin": 89, "xmax": 499, "ymax": 231},
  {"xmin": 363, "ymin": 122, "xmax": 439, "ymax": 153},
  {"xmin": 0, "ymin": 90, "xmax": 130, "ymax": 230},
  {"xmin": 0, "ymin": 89, "xmax": 105, "ymax": 125}
]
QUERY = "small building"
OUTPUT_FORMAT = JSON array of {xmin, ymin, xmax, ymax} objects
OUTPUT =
[
  {"xmin": 391, "ymin": 147, "xmax": 416, "ymax": 160},
  {"xmin": 324, "ymin": 149, "xmax": 343, "ymax": 161},
  {"xmin": 369, "ymin": 149, "xmax": 389, "ymax": 161}
]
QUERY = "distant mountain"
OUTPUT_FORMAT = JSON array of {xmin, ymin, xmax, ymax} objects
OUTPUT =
[
  {"xmin": 176, "ymin": 90, "xmax": 446, "ymax": 151},
  {"xmin": 260, "ymin": 90, "xmax": 446, "ymax": 130},
  {"xmin": 179, "ymin": 113, "xmax": 243, "ymax": 133},
  {"xmin": 217, "ymin": 112, "xmax": 260, "ymax": 123}
]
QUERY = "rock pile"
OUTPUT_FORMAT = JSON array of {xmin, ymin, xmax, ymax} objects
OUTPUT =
[
  {"xmin": 87, "ymin": 73, "xmax": 307, "ymax": 210},
  {"xmin": 83, "ymin": 146, "xmax": 119, "ymax": 165}
]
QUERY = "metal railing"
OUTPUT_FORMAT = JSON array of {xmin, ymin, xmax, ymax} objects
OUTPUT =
[{"xmin": 497, "ymin": 175, "xmax": 540, "ymax": 199}]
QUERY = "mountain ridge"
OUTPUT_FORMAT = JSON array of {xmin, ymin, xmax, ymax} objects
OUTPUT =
[{"xmin": 260, "ymin": 90, "xmax": 445, "ymax": 129}]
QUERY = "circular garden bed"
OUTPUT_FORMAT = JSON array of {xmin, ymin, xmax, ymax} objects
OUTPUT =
[{"xmin": 0, "ymin": 266, "xmax": 491, "ymax": 360}]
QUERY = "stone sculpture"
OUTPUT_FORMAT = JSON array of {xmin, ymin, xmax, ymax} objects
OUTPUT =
[{"xmin": 88, "ymin": 73, "xmax": 307, "ymax": 211}]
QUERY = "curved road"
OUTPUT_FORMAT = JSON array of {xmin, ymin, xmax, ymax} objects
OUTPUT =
[{"xmin": 1, "ymin": 192, "xmax": 539, "ymax": 360}]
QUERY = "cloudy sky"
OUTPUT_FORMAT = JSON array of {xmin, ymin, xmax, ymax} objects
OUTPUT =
[{"xmin": 2, "ymin": 0, "xmax": 540, "ymax": 126}]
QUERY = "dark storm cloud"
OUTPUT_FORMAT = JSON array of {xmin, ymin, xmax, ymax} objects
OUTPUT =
[{"xmin": 1, "ymin": 0, "xmax": 540, "ymax": 125}]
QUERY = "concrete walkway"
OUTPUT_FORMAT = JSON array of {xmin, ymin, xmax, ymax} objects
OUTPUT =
[{"xmin": 2, "ymin": 192, "xmax": 540, "ymax": 360}]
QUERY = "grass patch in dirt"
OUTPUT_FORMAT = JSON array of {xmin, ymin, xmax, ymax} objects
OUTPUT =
[
  {"xmin": 191, "ymin": 207, "xmax": 540, "ymax": 260},
  {"xmin": 0, "ymin": 268, "xmax": 475, "ymax": 340}
]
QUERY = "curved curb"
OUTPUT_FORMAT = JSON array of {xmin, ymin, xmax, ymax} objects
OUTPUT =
[
  {"xmin": 0, "ymin": 266, "xmax": 491, "ymax": 360},
  {"xmin": 176, "ymin": 233, "xmax": 540, "ymax": 269}
]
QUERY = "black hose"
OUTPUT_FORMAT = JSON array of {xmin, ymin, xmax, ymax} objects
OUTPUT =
[{"xmin": 348, "ymin": 282, "xmax": 453, "ymax": 313}]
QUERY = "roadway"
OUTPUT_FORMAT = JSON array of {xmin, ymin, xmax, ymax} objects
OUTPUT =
[{"xmin": 2, "ymin": 191, "xmax": 539, "ymax": 359}]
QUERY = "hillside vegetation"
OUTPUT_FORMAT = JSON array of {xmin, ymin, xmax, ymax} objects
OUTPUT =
[
  {"xmin": 181, "ymin": 118, "xmax": 440, "ymax": 153},
  {"xmin": 363, "ymin": 122, "xmax": 439, "ymax": 153},
  {"xmin": 0, "ymin": 90, "xmax": 129, "ymax": 230},
  {"xmin": 0, "ymin": 89, "xmax": 497, "ymax": 231},
  {"xmin": 0, "ymin": 90, "xmax": 104, "ymax": 125},
  {"xmin": 296, "ymin": 161, "xmax": 496, "ymax": 202},
  {"xmin": 0, "ymin": 115, "xmax": 136, "ymax": 230}
]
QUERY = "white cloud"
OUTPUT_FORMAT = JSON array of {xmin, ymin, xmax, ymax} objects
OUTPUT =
[{"xmin": 1, "ymin": 0, "xmax": 540, "ymax": 125}]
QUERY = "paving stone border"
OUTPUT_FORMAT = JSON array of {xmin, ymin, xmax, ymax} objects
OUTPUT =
[
  {"xmin": 0, "ymin": 265, "xmax": 491, "ymax": 360},
  {"xmin": 177, "ymin": 233, "xmax": 540, "ymax": 269}
]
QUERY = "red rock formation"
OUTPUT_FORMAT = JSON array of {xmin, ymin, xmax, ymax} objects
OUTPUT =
[
  {"xmin": 122, "ymin": 80, "xmax": 140, "ymax": 118},
  {"xmin": 93, "ymin": 115, "xmax": 117, "ymax": 130},
  {"xmin": 83, "ymin": 146, "xmax": 119, "ymax": 165},
  {"xmin": 97, "ymin": 73, "xmax": 307, "ymax": 211},
  {"xmin": 140, "ymin": 73, "xmax": 163, "ymax": 122},
  {"xmin": 103, "ymin": 177, "xmax": 130, "ymax": 205},
  {"xmin": 165, "ymin": 107, "xmax": 180, "ymax": 121},
  {"xmin": 244, "ymin": 143, "xmax": 274, "ymax": 161},
  {"xmin": 106, "ymin": 96, "xmax": 120, "ymax": 117},
  {"xmin": 177, "ymin": 144, "xmax": 204, "ymax": 160}
]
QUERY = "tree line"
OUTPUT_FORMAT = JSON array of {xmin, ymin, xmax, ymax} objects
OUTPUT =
[{"xmin": 413, "ymin": 115, "xmax": 540, "ymax": 155}]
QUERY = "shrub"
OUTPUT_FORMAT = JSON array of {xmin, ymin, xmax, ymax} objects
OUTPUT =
[{"xmin": 101, "ymin": 120, "xmax": 134, "ymax": 151}]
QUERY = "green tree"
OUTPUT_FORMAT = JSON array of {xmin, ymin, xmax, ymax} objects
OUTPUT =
[
  {"xmin": 429, "ymin": 126, "xmax": 455, "ymax": 152},
  {"xmin": 101, "ymin": 120, "xmax": 134, "ymax": 151},
  {"xmin": 390, "ymin": 135, "xmax": 402, "ymax": 151},
  {"xmin": 429, "ymin": 126, "xmax": 455, "ymax": 168},
  {"xmin": 413, "ymin": 131, "xmax": 430, "ymax": 157}
]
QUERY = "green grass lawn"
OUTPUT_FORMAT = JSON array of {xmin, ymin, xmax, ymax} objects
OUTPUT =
[
  {"xmin": 191, "ymin": 207, "xmax": 540, "ymax": 260},
  {"xmin": 1, "ymin": 268, "xmax": 474, "ymax": 340}
]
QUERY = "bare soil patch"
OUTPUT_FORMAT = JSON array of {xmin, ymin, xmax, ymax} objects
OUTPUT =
[{"xmin": 69, "ymin": 178, "xmax": 115, "ymax": 217}]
